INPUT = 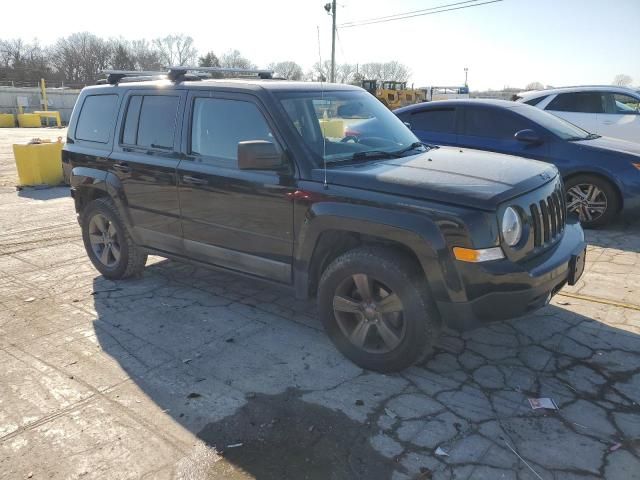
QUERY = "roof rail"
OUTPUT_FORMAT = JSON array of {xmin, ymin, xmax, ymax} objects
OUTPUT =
[
  {"xmin": 102, "ymin": 70, "xmax": 167, "ymax": 84},
  {"xmin": 166, "ymin": 66, "xmax": 274, "ymax": 80},
  {"xmin": 101, "ymin": 67, "xmax": 274, "ymax": 85}
]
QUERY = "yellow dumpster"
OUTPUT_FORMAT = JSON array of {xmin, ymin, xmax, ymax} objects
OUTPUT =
[
  {"xmin": 17, "ymin": 113, "xmax": 42, "ymax": 128},
  {"xmin": 0, "ymin": 114, "xmax": 15, "ymax": 127},
  {"xmin": 13, "ymin": 139, "xmax": 64, "ymax": 187}
]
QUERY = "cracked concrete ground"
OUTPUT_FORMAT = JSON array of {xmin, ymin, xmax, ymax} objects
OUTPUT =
[{"xmin": 1, "ymin": 128, "xmax": 639, "ymax": 479}]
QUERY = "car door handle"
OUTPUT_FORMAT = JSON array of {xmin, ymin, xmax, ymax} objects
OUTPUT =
[
  {"xmin": 112, "ymin": 162, "xmax": 131, "ymax": 173},
  {"xmin": 603, "ymin": 120, "xmax": 615, "ymax": 125},
  {"xmin": 182, "ymin": 175, "xmax": 208, "ymax": 185}
]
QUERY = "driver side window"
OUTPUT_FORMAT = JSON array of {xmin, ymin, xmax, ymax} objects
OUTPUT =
[{"xmin": 605, "ymin": 93, "xmax": 640, "ymax": 114}]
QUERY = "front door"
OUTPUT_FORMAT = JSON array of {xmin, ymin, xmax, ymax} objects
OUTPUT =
[
  {"xmin": 457, "ymin": 106, "xmax": 549, "ymax": 160},
  {"xmin": 109, "ymin": 90, "xmax": 186, "ymax": 253},
  {"xmin": 599, "ymin": 92, "xmax": 640, "ymax": 142},
  {"xmin": 176, "ymin": 92, "xmax": 295, "ymax": 283}
]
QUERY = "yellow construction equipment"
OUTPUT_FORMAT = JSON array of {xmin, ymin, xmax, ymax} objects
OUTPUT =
[
  {"xmin": 13, "ymin": 138, "xmax": 64, "ymax": 187},
  {"xmin": 361, "ymin": 80, "xmax": 425, "ymax": 110}
]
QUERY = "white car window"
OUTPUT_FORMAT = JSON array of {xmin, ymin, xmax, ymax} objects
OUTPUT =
[
  {"xmin": 609, "ymin": 93, "xmax": 640, "ymax": 114},
  {"xmin": 546, "ymin": 92, "xmax": 604, "ymax": 114}
]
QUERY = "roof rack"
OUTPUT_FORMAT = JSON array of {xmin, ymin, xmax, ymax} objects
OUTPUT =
[
  {"xmin": 166, "ymin": 66, "xmax": 273, "ymax": 80},
  {"xmin": 101, "ymin": 66, "xmax": 274, "ymax": 85}
]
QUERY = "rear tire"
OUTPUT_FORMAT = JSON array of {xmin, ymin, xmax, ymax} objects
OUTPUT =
[
  {"xmin": 565, "ymin": 174, "xmax": 619, "ymax": 228},
  {"xmin": 81, "ymin": 198, "xmax": 147, "ymax": 279},
  {"xmin": 318, "ymin": 247, "xmax": 441, "ymax": 372}
]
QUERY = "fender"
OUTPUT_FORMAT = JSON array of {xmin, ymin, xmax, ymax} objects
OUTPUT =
[
  {"xmin": 560, "ymin": 165, "xmax": 626, "ymax": 207},
  {"xmin": 70, "ymin": 167, "xmax": 139, "ymax": 242},
  {"xmin": 293, "ymin": 201, "xmax": 465, "ymax": 304}
]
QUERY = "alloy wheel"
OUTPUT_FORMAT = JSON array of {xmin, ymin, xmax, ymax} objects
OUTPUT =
[
  {"xmin": 88, "ymin": 213, "xmax": 121, "ymax": 268},
  {"xmin": 566, "ymin": 183, "xmax": 607, "ymax": 223},
  {"xmin": 332, "ymin": 273, "xmax": 406, "ymax": 354}
]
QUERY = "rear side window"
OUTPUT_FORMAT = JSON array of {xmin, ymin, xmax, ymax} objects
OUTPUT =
[
  {"xmin": 137, "ymin": 96, "xmax": 179, "ymax": 150},
  {"xmin": 75, "ymin": 94, "xmax": 118, "ymax": 143},
  {"xmin": 463, "ymin": 108, "xmax": 528, "ymax": 139},
  {"xmin": 524, "ymin": 95, "xmax": 548, "ymax": 106},
  {"xmin": 191, "ymin": 98, "xmax": 277, "ymax": 167},
  {"xmin": 409, "ymin": 109, "xmax": 456, "ymax": 133},
  {"xmin": 122, "ymin": 95, "xmax": 142, "ymax": 145},
  {"xmin": 546, "ymin": 92, "xmax": 604, "ymax": 113}
]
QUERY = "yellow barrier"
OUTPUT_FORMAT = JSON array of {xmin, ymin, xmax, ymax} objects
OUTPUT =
[
  {"xmin": 17, "ymin": 113, "xmax": 42, "ymax": 128},
  {"xmin": 34, "ymin": 110, "xmax": 62, "ymax": 127},
  {"xmin": 13, "ymin": 139, "xmax": 64, "ymax": 187},
  {"xmin": 0, "ymin": 114, "xmax": 15, "ymax": 127},
  {"xmin": 319, "ymin": 118, "xmax": 344, "ymax": 138}
]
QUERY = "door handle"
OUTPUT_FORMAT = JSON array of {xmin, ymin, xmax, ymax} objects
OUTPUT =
[
  {"xmin": 603, "ymin": 121, "xmax": 614, "ymax": 125},
  {"xmin": 112, "ymin": 162, "xmax": 131, "ymax": 173},
  {"xmin": 182, "ymin": 175, "xmax": 208, "ymax": 185}
]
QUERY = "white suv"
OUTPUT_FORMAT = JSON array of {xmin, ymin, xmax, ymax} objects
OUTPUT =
[{"xmin": 516, "ymin": 86, "xmax": 640, "ymax": 143}]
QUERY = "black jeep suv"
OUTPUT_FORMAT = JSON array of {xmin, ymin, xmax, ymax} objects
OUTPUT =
[{"xmin": 63, "ymin": 69, "xmax": 586, "ymax": 372}]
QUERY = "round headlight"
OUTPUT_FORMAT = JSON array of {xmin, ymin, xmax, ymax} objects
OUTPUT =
[{"xmin": 502, "ymin": 207, "xmax": 522, "ymax": 247}]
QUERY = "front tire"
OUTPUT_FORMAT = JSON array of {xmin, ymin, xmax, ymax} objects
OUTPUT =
[
  {"xmin": 565, "ymin": 174, "xmax": 619, "ymax": 228},
  {"xmin": 81, "ymin": 198, "xmax": 147, "ymax": 279},
  {"xmin": 318, "ymin": 247, "xmax": 441, "ymax": 372}
]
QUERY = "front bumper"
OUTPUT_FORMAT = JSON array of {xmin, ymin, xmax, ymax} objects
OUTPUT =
[{"xmin": 437, "ymin": 218, "xmax": 585, "ymax": 330}]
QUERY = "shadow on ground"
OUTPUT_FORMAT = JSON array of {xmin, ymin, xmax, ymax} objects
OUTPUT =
[
  {"xmin": 90, "ymin": 257, "xmax": 640, "ymax": 479},
  {"xmin": 17, "ymin": 185, "xmax": 69, "ymax": 201},
  {"xmin": 583, "ymin": 217, "xmax": 640, "ymax": 253}
]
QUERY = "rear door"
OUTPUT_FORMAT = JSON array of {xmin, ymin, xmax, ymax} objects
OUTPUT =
[
  {"xmin": 598, "ymin": 92, "xmax": 640, "ymax": 142},
  {"xmin": 399, "ymin": 107, "xmax": 458, "ymax": 145},
  {"xmin": 176, "ymin": 91, "xmax": 296, "ymax": 283},
  {"xmin": 457, "ymin": 106, "xmax": 549, "ymax": 160},
  {"xmin": 109, "ymin": 90, "xmax": 186, "ymax": 253},
  {"xmin": 544, "ymin": 91, "xmax": 602, "ymax": 133}
]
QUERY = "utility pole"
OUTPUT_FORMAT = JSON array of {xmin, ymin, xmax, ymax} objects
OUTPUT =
[
  {"xmin": 325, "ymin": 1, "xmax": 337, "ymax": 83},
  {"xmin": 464, "ymin": 67, "xmax": 469, "ymax": 87}
]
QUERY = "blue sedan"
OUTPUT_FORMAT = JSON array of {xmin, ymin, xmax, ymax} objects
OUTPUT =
[{"xmin": 385, "ymin": 99, "xmax": 640, "ymax": 227}]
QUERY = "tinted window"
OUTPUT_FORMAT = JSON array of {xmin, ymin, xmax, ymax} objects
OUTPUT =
[
  {"xmin": 409, "ymin": 109, "xmax": 456, "ymax": 133},
  {"xmin": 137, "ymin": 96, "xmax": 179, "ymax": 150},
  {"xmin": 463, "ymin": 108, "xmax": 528, "ymax": 138},
  {"xmin": 546, "ymin": 92, "xmax": 604, "ymax": 113},
  {"xmin": 191, "ymin": 98, "xmax": 277, "ymax": 167},
  {"xmin": 524, "ymin": 95, "xmax": 548, "ymax": 106},
  {"xmin": 605, "ymin": 93, "xmax": 640, "ymax": 114},
  {"xmin": 513, "ymin": 105, "xmax": 590, "ymax": 140},
  {"xmin": 75, "ymin": 94, "xmax": 118, "ymax": 143},
  {"xmin": 121, "ymin": 95, "xmax": 142, "ymax": 145}
]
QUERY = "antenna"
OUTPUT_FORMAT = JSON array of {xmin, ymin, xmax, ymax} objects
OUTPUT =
[{"xmin": 317, "ymin": 26, "xmax": 328, "ymax": 190}]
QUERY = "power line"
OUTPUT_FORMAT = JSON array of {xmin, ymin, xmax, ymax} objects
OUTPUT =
[
  {"xmin": 340, "ymin": 0, "xmax": 479, "ymax": 26},
  {"xmin": 339, "ymin": 0, "xmax": 503, "ymax": 28}
]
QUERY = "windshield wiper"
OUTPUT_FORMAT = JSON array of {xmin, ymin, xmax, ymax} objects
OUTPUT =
[
  {"xmin": 393, "ymin": 141, "xmax": 438, "ymax": 156},
  {"xmin": 326, "ymin": 150, "xmax": 402, "ymax": 164}
]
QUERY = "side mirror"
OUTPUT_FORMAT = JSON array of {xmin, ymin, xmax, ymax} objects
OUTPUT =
[
  {"xmin": 238, "ymin": 141, "xmax": 284, "ymax": 170},
  {"xmin": 514, "ymin": 129, "xmax": 543, "ymax": 145},
  {"xmin": 403, "ymin": 121, "xmax": 412, "ymax": 130}
]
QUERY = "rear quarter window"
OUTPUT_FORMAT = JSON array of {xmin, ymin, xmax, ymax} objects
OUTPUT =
[{"xmin": 75, "ymin": 94, "xmax": 119, "ymax": 143}]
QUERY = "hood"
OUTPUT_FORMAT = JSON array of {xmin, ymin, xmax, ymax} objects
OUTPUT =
[
  {"xmin": 314, "ymin": 146, "xmax": 558, "ymax": 210},
  {"xmin": 574, "ymin": 136, "xmax": 640, "ymax": 156}
]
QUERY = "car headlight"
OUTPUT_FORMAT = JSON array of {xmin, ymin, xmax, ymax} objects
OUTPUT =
[{"xmin": 502, "ymin": 207, "xmax": 522, "ymax": 247}]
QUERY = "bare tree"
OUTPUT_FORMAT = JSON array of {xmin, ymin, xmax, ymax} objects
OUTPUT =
[
  {"xmin": 268, "ymin": 61, "xmax": 303, "ymax": 80},
  {"xmin": 198, "ymin": 51, "xmax": 220, "ymax": 68},
  {"xmin": 525, "ymin": 81, "xmax": 544, "ymax": 91},
  {"xmin": 110, "ymin": 39, "xmax": 136, "ymax": 70},
  {"xmin": 50, "ymin": 32, "xmax": 112, "ymax": 84},
  {"xmin": 358, "ymin": 61, "xmax": 410, "ymax": 82},
  {"xmin": 153, "ymin": 34, "xmax": 197, "ymax": 66},
  {"xmin": 220, "ymin": 49, "xmax": 255, "ymax": 69},
  {"xmin": 613, "ymin": 74, "xmax": 633, "ymax": 87},
  {"xmin": 336, "ymin": 63, "xmax": 357, "ymax": 84},
  {"xmin": 130, "ymin": 39, "xmax": 162, "ymax": 70}
]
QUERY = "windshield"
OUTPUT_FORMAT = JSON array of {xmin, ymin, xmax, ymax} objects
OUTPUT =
[
  {"xmin": 512, "ymin": 104, "xmax": 592, "ymax": 140},
  {"xmin": 276, "ymin": 90, "xmax": 421, "ymax": 165}
]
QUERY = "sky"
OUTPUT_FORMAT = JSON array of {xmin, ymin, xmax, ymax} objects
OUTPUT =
[{"xmin": 3, "ymin": 0, "xmax": 639, "ymax": 90}]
